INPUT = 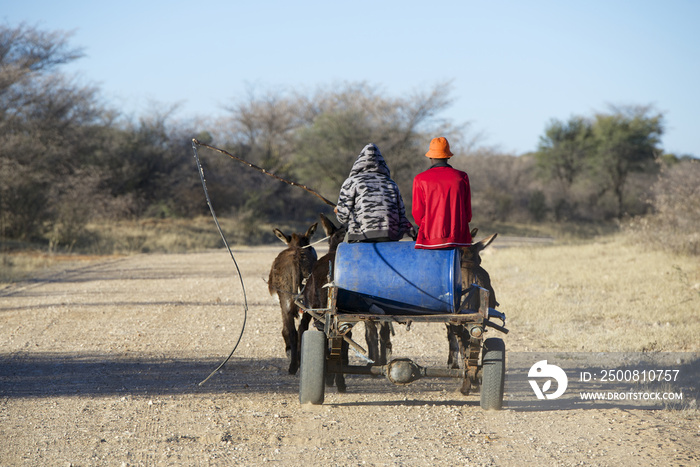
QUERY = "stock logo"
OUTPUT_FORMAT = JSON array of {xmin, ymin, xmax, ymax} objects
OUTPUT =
[{"xmin": 528, "ymin": 360, "xmax": 568, "ymax": 400}]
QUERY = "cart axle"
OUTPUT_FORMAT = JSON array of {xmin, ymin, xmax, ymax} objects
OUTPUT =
[{"xmin": 329, "ymin": 358, "xmax": 477, "ymax": 385}]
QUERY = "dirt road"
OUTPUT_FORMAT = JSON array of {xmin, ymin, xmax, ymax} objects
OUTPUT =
[{"xmin": 1, "ymin": 247, "xmax": 698, "ymax": 466}]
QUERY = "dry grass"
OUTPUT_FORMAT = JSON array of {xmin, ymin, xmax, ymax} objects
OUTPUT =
[
  {"xmin": 1, "ymin": 217, "xmax": 232, "ymax": 283},
  {"xmin": 483, "ymin": 235, "xmax": 700, "ymax": 352},
  {"xmin": 68, "ymin": 215, "xmax": 308, "ymax": 255},
  {"xmin": 0, "ymin": 252, "xmax": 111, "ymax": 283},
  {"xmin": 79, "ymin": 216, "xmax": 278, "ymax": 254}
]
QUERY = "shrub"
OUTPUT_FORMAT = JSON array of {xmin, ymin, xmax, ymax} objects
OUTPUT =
[{"xmin": 625, "ymin": 159, "xmax": 700, "ymax": 255}]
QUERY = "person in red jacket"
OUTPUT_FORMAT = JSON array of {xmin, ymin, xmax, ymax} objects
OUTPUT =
[{"xmin": 412, "ymin": 136, "xmax": 472, "ymax": 249}]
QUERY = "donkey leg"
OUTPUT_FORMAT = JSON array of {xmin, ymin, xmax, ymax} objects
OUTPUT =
[
  {"xmin": 378, "ymin": 322, "xmax": 392, "ymax": 366},
  {"xmin": 364, "ymin": 322, "xmax": 379, "ymax": 364},
  {"xmin": 456, "ymin": 327, "xmax": 474, "ymax": 395},
  {"xmin": 325, "ymin": 367, "xmax": 336, "ymax": 387},
  {"xmin": 281, "ymin": 297, "xmax": 299, "ymax": 375},
  {"xmin": 335, "ymin": 331, "xmax": 349, "ymax": 393},
  {"xmin": 446, "ymin": 324, "xmax": 460, "ymax": 369}
]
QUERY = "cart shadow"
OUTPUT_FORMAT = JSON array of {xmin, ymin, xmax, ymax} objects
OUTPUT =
[
  {"xmin": 0, "ymin": 352, "xmax": 301, "ymax": 398},
  {"xmin": 0, "ymin": 352, "xmax": 480, "ymax": 402}
]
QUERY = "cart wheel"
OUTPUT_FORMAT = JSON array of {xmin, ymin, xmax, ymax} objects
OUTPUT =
[
  {"xmin": 299, "ymin": 330, "xmax": 326, "ymax": 405},
  {"xmin": 480, "ymin": 338, "xmax": 505, "ymax": 410}
]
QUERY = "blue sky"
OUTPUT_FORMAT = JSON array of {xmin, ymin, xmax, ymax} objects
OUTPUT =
[{"xmin": 4, "ymin": 1, "xmax": 699, "ymax": 156}]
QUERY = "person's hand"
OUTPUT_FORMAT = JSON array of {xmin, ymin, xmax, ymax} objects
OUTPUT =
[{"xmin": 334, "ymin": 206, "xmax": 338, "ymax": 214}]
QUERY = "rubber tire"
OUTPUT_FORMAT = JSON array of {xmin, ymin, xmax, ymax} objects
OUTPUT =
[
  {"xmin": 480, "ymin": 337, "xmax": 505, "ymax": 410},
  {"xmin": 299, "ymin": 330, "xmax": 326, "ymax": 405}
]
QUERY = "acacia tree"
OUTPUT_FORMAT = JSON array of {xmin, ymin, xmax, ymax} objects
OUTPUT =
[
  {"xmin": 0, "ymin": 23, "xmax": 105, "ymax": 241},
  {"xmin": 591, "ymin": 106, "xmax": 663, "ymax": 219},
  {"xmin": 533, "ymin": 106, "xmax": 665, "ymax": 222},
  {"xmin": 535, "ymin": 116, "xmax": 595, "ymax": 220},
  {"xmin": 535, "ymin": 116, "xmax": 593, "ymax": 191}
]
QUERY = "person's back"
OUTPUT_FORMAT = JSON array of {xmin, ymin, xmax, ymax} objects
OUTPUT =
[
  {"xmin": 412, "ymin": 137, "xmax": 472, "ymax": 249},
  {"xmin": 336, "ymin": 143, "xmax": 413, "ymax": 243}
]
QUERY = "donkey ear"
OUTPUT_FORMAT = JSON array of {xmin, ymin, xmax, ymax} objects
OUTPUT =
[
  {"xmin": 274, "ymin": 228, "xmax": 290, "ymax": 245},
  {"xmin": 305, "ymin": 222, "xmax": 318, "ymax": 239},
  {"xmin": 470, "ymin": 227, "xmax": 478, "ymax": 238},
  {"xmin": 319, "ymin": 213, "xmax": 337, "ymax": 236},
  {"xmin": 475, "ymin": 233, "xmax": 498, "ymax": 251}
]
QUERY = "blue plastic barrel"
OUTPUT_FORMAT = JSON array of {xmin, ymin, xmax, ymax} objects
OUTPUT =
[{"xmin": 333, "ymin": 241, "xmax": 461, "ymax": 315}]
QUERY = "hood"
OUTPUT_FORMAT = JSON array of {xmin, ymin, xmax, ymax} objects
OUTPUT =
[{"xmin": 349, "ymin": 143, "xmax": 391, "ymax": 178}]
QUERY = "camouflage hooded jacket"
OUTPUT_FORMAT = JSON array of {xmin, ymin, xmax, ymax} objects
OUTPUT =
[{"xmin": 335, "ymin": 144, "xmax": 413, "ymax": 242}]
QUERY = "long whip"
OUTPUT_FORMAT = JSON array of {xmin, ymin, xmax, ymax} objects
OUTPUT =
[
  {"xmin": 192, "ymin": 139, "xmax": 248, "ymax": 386},
  {"xmin": 191, "ymin": 139, "xmax": 341, "ymax": 384},
  {"xmin": 192, "ymin": 139, "xmax": 336, "ymax": 208}
]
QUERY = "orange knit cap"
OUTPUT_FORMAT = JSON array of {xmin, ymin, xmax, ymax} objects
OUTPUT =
[{"xmin": 425, "ymin": 137, "xmax": 454, "ymax": 159}]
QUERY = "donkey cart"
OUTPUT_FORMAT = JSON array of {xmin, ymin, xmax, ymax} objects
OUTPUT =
[{"xmin": 296, "ymin": 241, "xmax": 509, "ymax": 410}]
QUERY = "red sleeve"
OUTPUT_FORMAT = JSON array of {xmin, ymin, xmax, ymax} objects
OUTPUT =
[
  {"xmin": 412, "ymin": 175, "xmax": 425, "ymax": 227},
  {"xmin": 464, "ymin": 173, "xmax": 472, "ymax": 223}
]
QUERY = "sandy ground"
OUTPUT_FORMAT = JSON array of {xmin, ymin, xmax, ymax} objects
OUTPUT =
[{"xmin": 1, "ymin": 245, "xmax": 698, "ymax": 466}]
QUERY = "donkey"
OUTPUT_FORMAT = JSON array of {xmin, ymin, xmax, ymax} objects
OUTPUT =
[
  {"xmin": 268, "ymin": 222, "xmax": 318, "ymax": 375},
  {"xmin": 301, "ymin": 213, "xmax": 349, "ymax": 391},
  {"xmin": 302, "ymin": 214, "xmax": 346, "ymax": 314},
  {"xmin": 447, "ymin": 229, "xmax": 499, "ymax": 394}
]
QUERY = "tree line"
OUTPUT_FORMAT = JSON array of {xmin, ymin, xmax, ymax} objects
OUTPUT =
[{"xmin": 1, "ymin": 24, "xmax": 697, "ymax": 252}]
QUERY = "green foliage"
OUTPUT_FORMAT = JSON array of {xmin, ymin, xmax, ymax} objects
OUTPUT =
[
  {"xmin": 0, "ymin": 161, "xmax": 49, "ymax": 240},
  {"xmin": 535, "ymin": 115, "xmax": 593, "ymax": 189},
  {"xmin": 591, "ymin": 105, "xmax": 663, "ymax": 218},
  {"xmin": 293, "ymin": 109, "xmax": 373, "ymax": 196},
  {"xmin": 534, "ymin": 106, "xmax": 665, "ymax": 221},
  {"xmin": 527, "ymin": 190, "xmax": 547, "ymax": 222}
]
